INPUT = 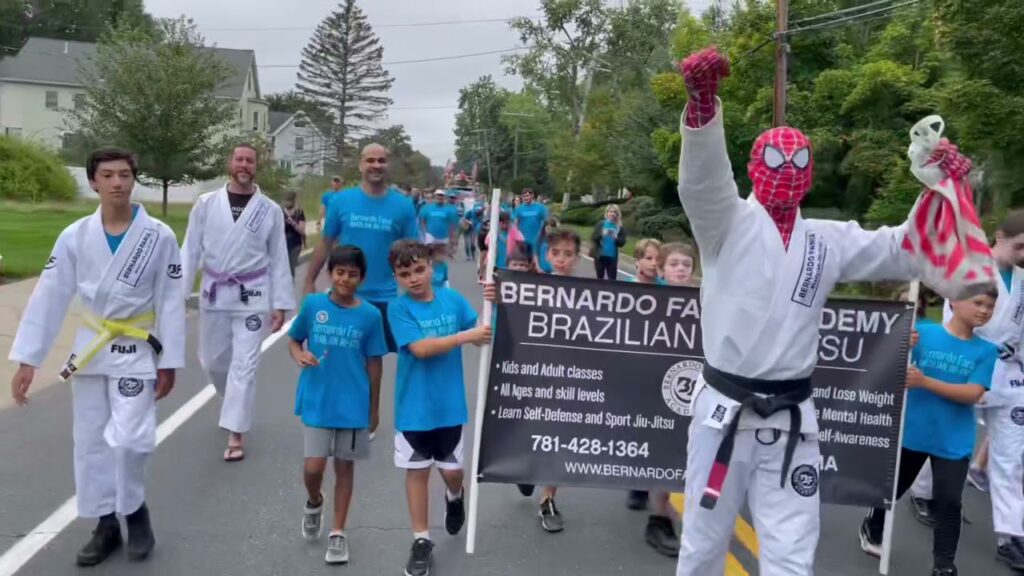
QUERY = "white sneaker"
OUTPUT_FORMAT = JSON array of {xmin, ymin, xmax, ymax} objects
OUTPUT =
[
  {"xmin": 325, "ymin": 533, "xmax": 349, "ymax": 564},
  {"xmin": 302, "ymin": 493, "xmax": 324, "ymax": 541}
]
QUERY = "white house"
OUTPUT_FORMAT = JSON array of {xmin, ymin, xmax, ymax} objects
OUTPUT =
[
  {"xmin": 268, "ymin": 110, "xmax": 335, "ymax": 177},
  {"xmin": 0, "ymin": 37, "xmax": 270, "ymax": 151}
]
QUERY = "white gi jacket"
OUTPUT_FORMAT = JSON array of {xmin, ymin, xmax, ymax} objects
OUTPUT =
[
  {"xmin": 181, "ymin": 186, "xmax": 296, "ymax": 314},
  {"xmin": 9, "ymin": 204, "xmax": 186, "ymax": 378},
  {"xmin": 678, "ymin": 103, "xmax": 920, "ymax": 433}
]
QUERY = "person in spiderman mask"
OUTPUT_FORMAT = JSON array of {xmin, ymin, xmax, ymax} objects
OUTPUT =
[{"xmin": 672, "ymin": 46, "xmax": 984, "ymax": 576}]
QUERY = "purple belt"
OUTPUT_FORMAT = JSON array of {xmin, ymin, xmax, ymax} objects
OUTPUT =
[{"xmin": 202, "ymin": 265, "xmax": 268, "ymax": 304}]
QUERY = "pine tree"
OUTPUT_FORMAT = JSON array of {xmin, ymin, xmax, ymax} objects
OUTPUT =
[{"xmin": 297, "ymin": 0, "xmax": 393, "ymax": 166}]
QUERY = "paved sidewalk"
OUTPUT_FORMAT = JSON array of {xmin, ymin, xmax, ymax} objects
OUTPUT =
[{"xmin": 0, "ymin": 278, "xmax": 83, "ymax": 411}]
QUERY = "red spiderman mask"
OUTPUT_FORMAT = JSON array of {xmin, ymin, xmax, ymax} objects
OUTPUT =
[{"xmin": 747, "ymin": 127, "xmax": 814, "ymax": 246}]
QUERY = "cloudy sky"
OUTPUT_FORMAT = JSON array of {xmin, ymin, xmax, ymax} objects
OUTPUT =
[{"xmin": 146, "ymin": 0, "xmax": 712, "ymax": 165}]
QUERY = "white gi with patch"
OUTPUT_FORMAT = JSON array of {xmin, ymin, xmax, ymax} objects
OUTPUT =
[
  {"xmin": 675, "ymin": 108, "xmax": 919, "ymax": 576},
  {"xmin": 181, "ymin": 187, "xmax": 295, "ymax": 433},
  {"xmin": 9, "ymin": 205, "xmax": 185, "ymax": 517}
]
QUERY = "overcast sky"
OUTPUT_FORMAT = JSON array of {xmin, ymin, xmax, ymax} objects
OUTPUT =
[{"xmin": 145, "ymin": 0, "xmax": 712, "ymax": 165}]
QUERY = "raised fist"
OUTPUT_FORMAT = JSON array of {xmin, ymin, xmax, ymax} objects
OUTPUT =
[
  {"xmin": 676, "ymin": 47, "xmax": 730, "ymax": 128},
  {"xmin": 928, "ymin": 138, "xmax": 972, "ymax": 181}
]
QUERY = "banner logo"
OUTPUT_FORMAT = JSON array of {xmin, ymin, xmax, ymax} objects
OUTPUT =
[
  {"xmin": 167, "ymin": 264, "xmax": 182, "ymax": 279},
  {"xmin": 44, "ymin": 256, "xmax": 57, "ymax": 270},
  {"xmin": 118, "ymin": 377, "xmax": 144, "ymax": 398},
  {"xmin": 1011, "ymin": 407, "xmax": 1024, "ymax": 426},
  {"xmin": 245, "ymin": 314, "xmax": 262, "ymax": 332},
  {"xmin": 791, "ymin": 464, "xmax": 819, "ymax": 497},
  {"xmin": 661, "ymin": 360, "xmax": 702, "ymax": 417},
  {"xmin": 316, "ymin": 311, "xmax": 329, "ymax": 324}
]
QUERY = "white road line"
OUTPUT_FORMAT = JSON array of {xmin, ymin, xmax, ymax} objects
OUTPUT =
[{"xmin": 0, "ymin": 318, "xmax": 295, "ymax": 576}]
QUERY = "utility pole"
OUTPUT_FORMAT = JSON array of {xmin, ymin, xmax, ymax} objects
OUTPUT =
[
  {"xmin": 502, "ymin": 112, "xmax": 534, "ymax": 182},
  {"xmin": 472, "ymin": 128, "xmax": 494, "ymax": 194},
  {"xmin": 773, "ymin": 0, "xmax": 789, "ymax": 126}
]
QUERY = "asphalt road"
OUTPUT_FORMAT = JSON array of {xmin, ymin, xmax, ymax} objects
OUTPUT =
[{"xmin": 0, "ymin": 249, "xmax": 1015, "ymax": 576}]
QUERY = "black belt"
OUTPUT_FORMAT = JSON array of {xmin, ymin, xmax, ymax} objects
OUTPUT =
[{"xmin": 699, "ymin": 364, "xmax": 812, "ymax": 510}]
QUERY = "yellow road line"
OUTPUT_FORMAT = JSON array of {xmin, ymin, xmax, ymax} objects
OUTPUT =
[{"xmin": 670, "ymin": 492, "xmax": 759, "ymax": 575}]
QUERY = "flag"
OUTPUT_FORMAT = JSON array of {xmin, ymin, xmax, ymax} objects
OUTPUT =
[{"xmin": 901, "ymin": 115, "xmax": 996, "ymax": 301}]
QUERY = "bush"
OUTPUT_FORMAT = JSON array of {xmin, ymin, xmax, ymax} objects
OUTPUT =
[
  {"xmin": 0, "ymin": 136, "xmax": 77, "ymax": 202},
  {"xmin": 635, "ymin": 209, "xmax": 689, "ymax": 241}
]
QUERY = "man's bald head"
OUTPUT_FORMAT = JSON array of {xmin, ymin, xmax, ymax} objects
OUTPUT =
[{"xmin": 359, "ymin": 143, "xmax": 390, "ymax": 191}]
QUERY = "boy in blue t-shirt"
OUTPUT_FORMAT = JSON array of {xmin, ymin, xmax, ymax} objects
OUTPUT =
[
  {"xmin": 386, "ymin": 240, "xmax": 492, "ymax": 576},
  {"xmin": 860, "ymin": 287, "xmax": 998, "ymax": 576},
  {"xmin": 429, "ymin": 240, "xmax": 450, "ymax": 288},
  {"xmin": 513, "ymin": 188, "xmax": 549, "ymax": 251},
  {"xmin": 288, "ymin": 245, "xmax": 388, "ymax": 564}
]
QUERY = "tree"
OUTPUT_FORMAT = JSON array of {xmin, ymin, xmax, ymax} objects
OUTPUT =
[
  {"xmin": 69, "ymin": 17, "xmax": 234, "ymax": 216},
  {"xmin": 297, "ymin": 0, "xmax": 394, "ymax": 168},
  {"xmin": 453, "ymin": 76, "xmax": 514, "ymax": 190},
  {"xmin": 26, "ymin": 0, "xmax": 154, "ymax": 42}
]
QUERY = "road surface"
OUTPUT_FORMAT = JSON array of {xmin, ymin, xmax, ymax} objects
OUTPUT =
[{"xmin": 0, "ymin": 252, "xmax": 1013, "ymax": 575}]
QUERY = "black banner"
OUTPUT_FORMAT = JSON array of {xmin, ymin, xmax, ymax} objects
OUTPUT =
[{"xmin": 477, "ymin": 271, "xmax": 914, "ymax": 507}]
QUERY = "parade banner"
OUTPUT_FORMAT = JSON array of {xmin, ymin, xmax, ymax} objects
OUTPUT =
[{"xmin": 476, "ymin": 271, "xmax": 914, "ymax": 507}]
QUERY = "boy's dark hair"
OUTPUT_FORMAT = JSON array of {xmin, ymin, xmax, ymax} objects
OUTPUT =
[
  {"xmin": 328, "ymin": 245, "xmax": 367, "ymax": 277},
  {"xmin": 980, "ymin": 283, "xmax": 999, "ymax": 301},
  {"xmin": 87, "ymin": 148, "xmax": 138, "ymax": 181},
  {"xmin": 547, "ymin": 228, "xmax": 581, "ymax": 254},
  {"xmin": 508, "ymin": 242, "xmax": 533, "ymax": 264},
  {"xmin": 477, "ymin": 220, "xmax": 491, "ymax": 252},
  {"xmin": 388, "ymin": 239, "xmax": 432, "ymax": 270},
  {"xmin": 999, "ymin": 210, "xmax": 1024, "ymax": 238},
  {"xmin": 499, "ymin": 211, "xmax": 511, "ymax": 223}
]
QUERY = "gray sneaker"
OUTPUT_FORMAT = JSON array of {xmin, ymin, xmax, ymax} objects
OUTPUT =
[
  {"xmin": 325, "ymin": 533, "xmax": 349, "ymax": 564},
  {"xmin": 967, "ymin": 468, "xmax": 989, "ymax": 493},
  {"xmin": 539, "ymin": 497, "xmax": 564, "ymax": 533},
  {"xmin": 302, "ymin": 493, "xmax": 324, "ymax": 541}
]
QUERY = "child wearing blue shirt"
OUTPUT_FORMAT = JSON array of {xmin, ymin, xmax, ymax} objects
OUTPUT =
[
  {"xmin": 386, "ymin": 240, "xmax": 492, "ymax": 576},
  {"xmin": 288, "ymin": 245, "xmax": 387, "ymax": 564},
  {"xmin": 429, "ymin": 241, "xmax": 450, "ymax": 288},
  {"xmin": 860, "ymin": 288, "xmax": 999, "ymax": 576}
]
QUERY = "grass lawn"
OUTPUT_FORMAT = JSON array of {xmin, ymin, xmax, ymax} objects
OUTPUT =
[{"xmin": 0, "ymin": 200, "xmax": 192, "ymax": 280}]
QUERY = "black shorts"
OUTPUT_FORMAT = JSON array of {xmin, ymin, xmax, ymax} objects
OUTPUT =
[
  {"xmin": 369, "ymin": 299, "xmax": 397, "ymax": 353},
  {"xmin": 394, "ymin": 425, "xmax": 464, "ymax": 470}
]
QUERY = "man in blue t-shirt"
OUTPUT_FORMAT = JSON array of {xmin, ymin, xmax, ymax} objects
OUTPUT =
[
  {"xmin": 303, "ymin": 144, "xmax": 420, "ymax": 353},
  {"xmin": 288, "ymin": 245, "xmax": 387, "ymax": 563},
  {"xmin": 386, "ymin": 240, "xmax": 491, "ymax": 576},
  {"xmin": 860, "ymin": 288, "xmax": 998, "ymax": 575},
  {"xmin": 419, "ymin": 190, "xmax": 455, "ymax": 243},
  {"xmin": 319, "ymin": 176, "xmax": 343, "ymax": 225},
  {"xmin": 513, "ymin": 188, "xmax": 549, "ymax": 251}
]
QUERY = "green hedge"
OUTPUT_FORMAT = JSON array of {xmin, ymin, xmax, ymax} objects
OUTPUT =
[{"xmin": 0, "ymin": 136, "xmax": 78, "ymax": 202}]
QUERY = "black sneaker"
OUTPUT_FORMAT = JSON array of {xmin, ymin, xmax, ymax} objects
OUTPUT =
[
  {"xmin": 444, "ymin": 489, "xmax": 466, "ymax": 535},
  {"xmin": 859, "ymin": 514, "xmax": 882, "ymax": 558},
  {"xmin": 910, "ymin": 495, "xmax": 936, "ymax": 527},
  {"xmin": 125, "ymin": 503, "xmax": 155, "ymax": 561},
  {"xmin": 76, "ymin": 514, "xmax": 122, "ymax": 566},
  {"xmin": 645, "ymin": 515, "xmax": 680, "ymax": 557},
  {"xmin": 932, "ymin": 567, "xmax": 957, "ymax": 576},
  {"xmin": 404, "ymin": 538, "xmax": 434, "ymax": 576},
  {"xmin": 539, "ymin": 497, "xmax": 564, "ymax": 533},
  {"xmin": 997, "ymin": 537, "xmax": 1024, "ymax": 570},
  {"xmin": 517, "ymin": 484, "xmax": 535, "ymax": 497},
  {"xmin": 627, "ymin": 490, "xmax": 649, "ymax": 511}
]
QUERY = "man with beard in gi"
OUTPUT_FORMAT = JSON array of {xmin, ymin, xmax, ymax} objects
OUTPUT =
[
  {"xmin": 673, "ymin": 47, "xmax": 979, "ymax": 576},
  {"xmin": 9, "ymin": 148, "xmax": 185, "ymax": 565},
  {"xmin": 182, "ymin": 144, "xmax": 295, "ymax": 461}
]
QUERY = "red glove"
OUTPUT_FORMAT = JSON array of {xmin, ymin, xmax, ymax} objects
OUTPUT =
[
  {"xmin": 677, "ymin": 47, "xmax": 730, "ymax": 129},
  {"xmin": 928, "ymin": 138, "xmax": 972, "ymax": 182}
]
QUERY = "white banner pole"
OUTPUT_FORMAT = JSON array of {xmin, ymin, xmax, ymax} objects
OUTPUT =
[
  {"xmin": 880, "ymin": 279, "xmax": 919, "ymax": 574},
  {"xmin": 466, "ymin": 188, "xmax": 502, "ymax": 555}
]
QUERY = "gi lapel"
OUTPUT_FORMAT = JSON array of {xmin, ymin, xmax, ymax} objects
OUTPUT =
[{"xmin": 98, "ymin": 204, "xmax": 160, "ymax": 314}]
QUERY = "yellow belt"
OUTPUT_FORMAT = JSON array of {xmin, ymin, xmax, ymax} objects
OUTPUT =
[{"xmin": 59, "ymin": 311, "xmax": 163, "ymax": 381}]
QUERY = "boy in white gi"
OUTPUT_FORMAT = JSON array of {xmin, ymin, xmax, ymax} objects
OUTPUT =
[
  {"xmin": 181, "ymin": 143, "xmax": 296, "ymax": 461},
  {"xmin": 9, "ymin": 148, "xmax": 185, "ymax": 565},
  {"xmin": 288, "ymin": 245, "xmax": 387, "ymax": 564},
  {"xmin": 673, "ymin": 47, "xmax": 977, "ymax": 576}
]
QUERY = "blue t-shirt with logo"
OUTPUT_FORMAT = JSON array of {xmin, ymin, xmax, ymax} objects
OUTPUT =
[
  {"xmin": 537, "ymin": 239, "xmax": 552, "ymax": 273},
  {"xmin": 514, "ymin": 202, "xmax": 549, "ymax": 247},
  {"xmin": 389, "ymin": 288, "xmax": 478, "ymax": 431},
  {"xmin": 324, "ymin": 187, "xmax": 420, "ymax": 301},
  {"xmin": 421, "ymin": 203, "xmax": 453, "ymax": 240},
  {"xmin": 288, "ymin": 293, "xmax": 388, "ymax": 429},
  {"xmin": 904, "ymin": 322, "xmax": 997, "ymax": 459},
  {"xmin": 105, "ymin": 204, "xmax": 140, "ymax": 253},
  {"xmin": 600, "ymin": 219, "xmax": 619, "ymax": 258},
  {"xmin": 432, "ymin": 260, "xmax": 449, "ymax": 288}
]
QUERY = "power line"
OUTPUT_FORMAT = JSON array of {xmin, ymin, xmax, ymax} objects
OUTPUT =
[
  {"xmin": 206, "ymin": 16, "xmax": 538, "ymax": 32},
  {"xmin": 790, "ymin": 0, "xmax": 899, "ymax": 26},
  {"xmin": 260, "ymin": 46, "xmax": 530, "ymax": 68},
  {"xmin": 789, "ymin": 0, "xmax": 921, "ymax": 34}
]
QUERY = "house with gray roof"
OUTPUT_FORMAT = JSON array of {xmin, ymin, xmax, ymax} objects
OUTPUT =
[
  {"xmin": 268, "ymin": 110, "xmax": 335, "ymax": 177},
  {"xmin": 0, "ymin": 37, "xmax": 269, "ymax": 151}
]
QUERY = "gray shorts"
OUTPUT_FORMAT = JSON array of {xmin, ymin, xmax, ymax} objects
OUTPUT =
[{"xmin": 303, "ymin": 427, "xmax": 370, "ymax": 460}]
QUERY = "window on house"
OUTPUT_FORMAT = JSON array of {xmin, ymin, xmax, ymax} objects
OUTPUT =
[
  {"xmin": 294, "ymin": 119, "xmax": 307, "ymax": 128},
  {"xmin": 295, "ymin": 136, "xmax": 304, "ymax": 151},
  {"xmin": 73, "ymin": 93, "xmax": 86, "ymax": 110},
  {"xmin": 252, "ymin": 111, "xmax": 259, "ymax": 131},
  {"xmin": 45, "ymin": 91, "xmax": 58, "ymax": 109},
  {"xmin": 4, "ymin": 127, "xmax": 22, "ymax": 137}
]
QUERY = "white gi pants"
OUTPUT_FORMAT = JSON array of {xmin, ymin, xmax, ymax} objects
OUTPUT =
[
  {"xmin": 198, "ymin": 310, "xmax": 269, "ymax": 433},
  {"xmin": 677, "ymin": 394, "xmax": 820, "ymax": 576},
  {"xmin": 985, "ymin": 405, "xmax": 1024, "ymax": 537},
  {"xmin": 73, "ymin": 375, "xmax": 156, "ymax": 518}
]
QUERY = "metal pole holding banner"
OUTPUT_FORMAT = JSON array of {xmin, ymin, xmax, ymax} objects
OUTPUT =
[
  {"xmin": 466, "ymin": 188, "xmax": 502, "ymax": 554},
  {"xmin": 880, "ymin": 279, "xmax": 919, "ymax": 574}
]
